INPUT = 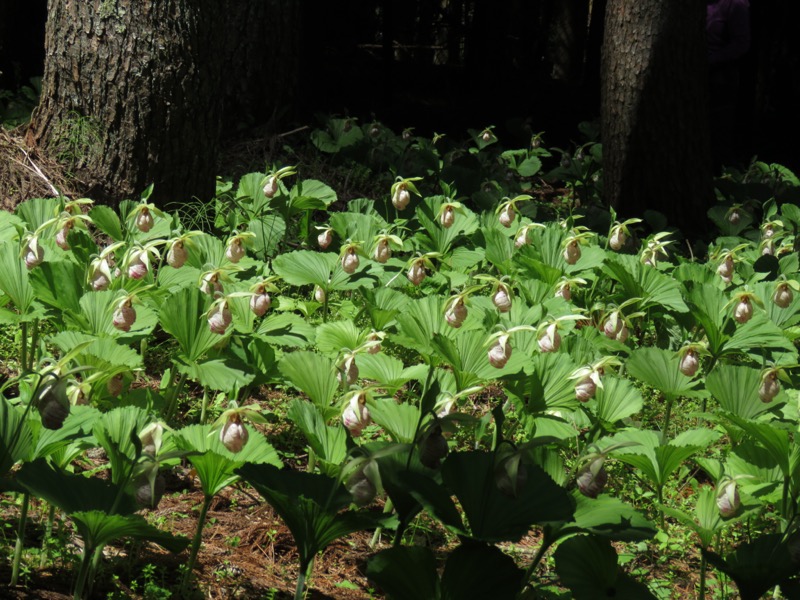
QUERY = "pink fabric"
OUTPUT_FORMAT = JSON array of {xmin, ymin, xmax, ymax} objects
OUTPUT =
[{"xmin": 707, "ymin": 0, "xmax": 751, "ymax": 65}]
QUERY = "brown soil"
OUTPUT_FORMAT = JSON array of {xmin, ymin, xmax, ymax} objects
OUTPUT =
[
  {"xmin": 0, "ymin": 126, "xmax": 77, "ymax": 211},
  {"xmin": 0, "ymin": 464, "xmax": 386, "ymax": 600}
]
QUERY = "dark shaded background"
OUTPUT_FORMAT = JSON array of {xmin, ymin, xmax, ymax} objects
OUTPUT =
[{"xmin": 2, "ymin": 0, "xmax": 798, "ymax": 172}]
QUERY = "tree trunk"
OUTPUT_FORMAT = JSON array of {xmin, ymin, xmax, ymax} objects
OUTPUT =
[
  {"xmin": 30, "ymin": 0, "xmax": 225, "ymax": 205},
  {"xmin": 601, "ymin": 0, "xmax": 713, "ymax": 239}
]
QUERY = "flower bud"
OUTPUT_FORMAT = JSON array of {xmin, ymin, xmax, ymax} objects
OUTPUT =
[
  {"xmin": 134, "ymin": 472, "xmax": 166, "ymax": 509},
  {"xmin": 107, "ymin": 373, "xmax": 124, "ymax": 397},
  {"xmin": 200, "ymin": 273, "xmax": 223, "ymax": 295},
  {"xmin": 373, "ymin": 239, "xmax": 391, "ymax": 263},
  {"xmin": 734, "ymin": 298, "xmax": 753, "ymax": 324},
  {"xmin": 728, "ymin": 209, "xmax": 741, "ymax": 225},
  {"xmin": 220, "ymin": 415, "xmax": 249, "ymax": 453},
  {"xmin": 679, "ymin": 350, "xmax": 699, "ymax": 377},
  {"xmin": 576, "ymin": 457, "xmax": 607, "ymax": 498},
  {"xmin": 575, "ymin": 376, "xmax": 596, "ymax": 402},
  {"xmin": 717, "ymin": 256, "xmax": 734, "ymax": 283},
  {"xmin": 208, "ymin": 304, "xmax": 232, "ymax": 334},
  {"xmin": 538, "ymin": 324, "xmax": 560, "ymax": 353},
  {"xmin": 759, "ymin": 372, "xmax": 780, "ymax": 403},
  {"xmin": 488, "ymin": 336, "xmax": 511, "ymax": 368},
  {"xmin": 337, "ymin": 357, "xmax": 358, "ymax": 386},
  {"xmin": 91, "ymin": 267, "xmax": 111, "ymax": 291},
  {"xmin": 773, "ymin": 283, "xmax": 793, "ymax": 309},
  {"xmin": 342, "ymin": 392, "xmax": 370, "ymax": 436},
  {"xmin": 263, "ymin": 176, "xmax": 279, "ymax": 198},
  {"xmin": 366, "ymin": 332, "xmax": 382, "ymax": 354},
  {"xmin": 113, "ymin": 303, "xmax": 137, "ymax": 332},
  {"xmin": 419, "ymin": 425, "xmax": 448, "ymax": 469},
  {"xmin": 609, "ymin": 228, "xmax": 626, "ymax": 251},
  {"xmin": 250, "ymin": 292, "xmax": 271, "ymax": 317},
  {"xmin": 716, "ymin": 480, "xmax": 740, "ymax": 518},
  {"xmin": 346, "ymin": 467, "xmax": 377, "ymax": 506},
  {"xmin": 317, "ymin": 229, "xmax": 333, "ymax": 249},
  {"xmin": 24, "ymin": 241, "xmax": 44, "ymax": 270},
  {"xmin": 127, "ymin": 255, "xmax": 148, "ymax": 280},
  {"xmin": 445, "ymin": 300, "xmax": 467, "ymax": 328},
  {"xmin": 407, "ymin": 261, "xmax": 426, "ymax": 286},
  {"xmin": 226, "ymin": 239, "xmax": 246, "ymax": 263},
  {"xmin": 498, "ymin": 205, "xmax": 515, "ymax": 228},
  {"xmin": 167, "ymin": 242, "xmax": 188, "ymax": 268},
  {"xmin": 440, "ymin": 206, "xmax": 455, "ymax": 228},
  {"xmin": 392, "ymin": 185, "xmax": 410, "ymax": 210},
  {"xmin": 555, "ymin": 284, "xmax": 571, "ymax": 302},
  {"xmin": 314, "ymin": 286, "xmax": 326, "ymax": 303},
  {"xmin": 342, "ymin": 249, "xmax": 359, "ymax": 274},
  {"xmin": 136, "ymin": 208, "xmax": 154, "ymax": 233},
  {"xmin": 563, "ymin": 240, "xmax": 581, "ymax": 265},
  {"xmin": 56, "ymin": 225, "xmax": 71, "ymax": 250},
  {"xmin": 493, "ymin": 285, "xmax": 512, "ymax": 313},
  {"xmin": 514, "ymin": 230, "xmax": 529, "ymax": 248},
  {"xmin": 38, "ymin": 377, "xmax": 70, "ymax": 430}
]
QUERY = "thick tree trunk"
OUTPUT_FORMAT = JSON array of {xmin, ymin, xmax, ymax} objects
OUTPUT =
[
  {"xmin": 601, "ymin": 0, "xmax": 713, "ymax": 238},
  {"xmin": 30, "ymin": 0, "xmax": 224, "ymax": 205}
]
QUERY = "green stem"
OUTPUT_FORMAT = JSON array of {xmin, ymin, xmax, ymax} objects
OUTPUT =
[
  {"xmin": 657, "ymin": 486, "xmax": 665, "ymax": 531},
  {"xmin": 295, "ymin": 558, "xmax": 314, "ymax": 600},
  {"xmin": 20, "ymin": 322, "xmax": 28, "ymax": 375},
  {"xmin": 523, "ymin": 532, "xmax": 553, "ymax": 584},
  {"xmin": 182, "ymin": 495, "xmax": 213, "ymax": 591},
  {"xmin": 782, "ymin": 476, "xmax": 791, "ymax": 525},
  {"xmin": 28, "ymin": 319, "xmax": 39, "ymax": 372},
  {"xmin": 39, "ymin": 503, "xmax": 56, "ymax": 568},
  {"xmin": 369, "ymin": 499, "xmax": 394, "ymax": 548},
  {"xmin": 662, "ymin": 395, "xmax": 674, "ymax": 438},
  {"xmin": 307, "ymin": 448, "xmax": 317, "ymax": 473},
  {"xmin": 165, "ymin": 372, "xmax": 188, "ymax": 423},
  {"xmin": 699, "ymin": 553, "xmax": 707, "ymax": 600},
  {"xmin": 73, "ymin": 544, "xmax": 94, "ymax": 600},
  {"xmin": 294, "ymin": 568, "xmax": 307, "ymax": 600},
  {"xmin": 200, "ymin": 387, "xmax": 209, "ymax": 425},
  {"xmin": 10, "ymin": 492, "xmax": 30, "ymax": 586}
]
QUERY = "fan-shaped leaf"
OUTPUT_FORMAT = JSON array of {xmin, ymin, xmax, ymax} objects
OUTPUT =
[
  {"xmin": 626, "ymin": 347, "xmax": 704, "ymax": 399},
  {"xmin": 593, "ymin": 376, "xmax": 644, "ymax": 423},
  {"xmin": 706, "ymin": 364, "xmax": 771, "ymax": 419},
  {"xmin": 278, "ymin": 351, "xmax": 338, "ymax": 413},
  {"xmin": 555, "ymin": 536, "xmax": 656, "ymax": 599},
  {"xmin": 158, "ymin": 286, "xmax": 219, "ymax": 362}
]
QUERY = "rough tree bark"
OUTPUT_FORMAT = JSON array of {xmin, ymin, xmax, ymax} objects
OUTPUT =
[
  {"xmin": 30, "ymin": 0, "xmax": 225, "ymax": 205},
  {"xmin": 601, "ymin": 0, "xmax": 713, "ymax": 238}
]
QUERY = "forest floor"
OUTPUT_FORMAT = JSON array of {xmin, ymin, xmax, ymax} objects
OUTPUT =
[{"xmin": 0, "ymin": 122, "xmax": 723, "ymax": 600}]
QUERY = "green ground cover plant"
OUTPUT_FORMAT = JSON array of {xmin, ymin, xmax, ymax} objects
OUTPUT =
[{"xmin": 1, "ymin": 121, "xmax": 800, "ymax": 599}]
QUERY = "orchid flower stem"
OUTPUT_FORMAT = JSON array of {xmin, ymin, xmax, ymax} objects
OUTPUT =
[
  {"xmin": 523, "ymin": 533, "xmax": 553, "ymax": 584},
  {"xmin": 166, "ymin": 372, "xmax": 188, "ymax": 423},
  {"xmin": 39, "ymin": 503, "xmax": 56, "ymax": 568},
  {"xmin": 73, "ymin": 543, "xmax": 94, "ymax": 600},
  {"xmin": 20, "ymin": 322, "xmax": 28, "ymax": 375},
  {"xmin": 28, "ymin": 319, "xmax": 39, "ymax": 371},
  {"xmin": 183, "ymin": 494, "xmax": 213, "ymax": 592},
  {"xmin": 295, "ymin": 559, "xmax": 313, "ymax": 600},
  {"xmin": 662, "ymin": 396, "xmax": 675, "ymax": 438},
  {"xmin": 10, "ymin": 492, "xmax": 30, "ymax": 586},
  {"xmin": 699, "ymin": 553, "xmax": 707, "ymax": 600},
  {"xmin": 369, "ymin": 499, "xmax": 394, "ymax": 549},
  {"xmin": 200, "ymin": 388, "xmax": 209, "ymax": 425}
]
